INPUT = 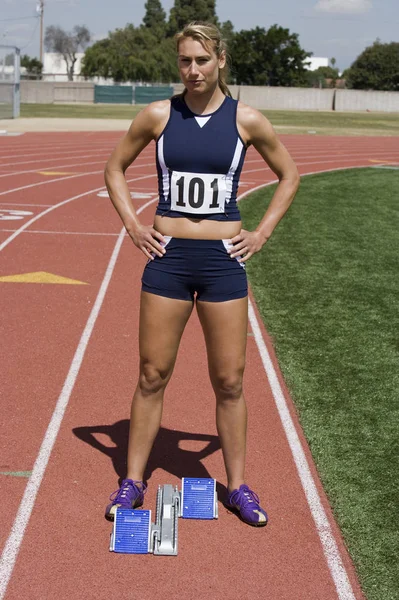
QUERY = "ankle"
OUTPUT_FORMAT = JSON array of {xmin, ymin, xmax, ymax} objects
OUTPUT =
[
  {"xmin": 126, "ymin": 477, "xmax": 145, "ymax": 489},
  {"xmin": 227, "ymin": 480, "xmax": 245, "ymax": 494}
]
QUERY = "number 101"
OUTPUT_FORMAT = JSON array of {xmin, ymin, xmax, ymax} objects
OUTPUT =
[{"xmin": 175, "ymin": 176, "xmax": 220, "ymax": 209}]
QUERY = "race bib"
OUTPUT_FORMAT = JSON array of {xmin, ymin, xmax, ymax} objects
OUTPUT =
[{"xmin": 170, "ymin": 171, "xmax": 227, "ymax": 215}]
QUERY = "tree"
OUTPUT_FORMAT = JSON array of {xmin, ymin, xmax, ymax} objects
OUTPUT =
[
  {"xmin": 44, "ymin": 25, "xmax": 91, "ymax": 81},
  {"xmin": 168, "ymin": 0, "xmax": 218, "ymax": 34},
  {"xmin": 143, "ymin": 0, "xmax": 167, "ymax": 41},
  {"xmin": 345, "ymin": 41, "xmax": 399, "ymax": 91},
  {"xmin": 230, "ymin": 25, "xmax": 311, "ymax": 86},
  {"xmin": 305, "ymin": 65, "xmax": 340, "ymax": 88},
  {"xmin": 81, "ymin": 25, "xmax": 179, "ymax": 83},
  {"xmin": 21, "ymin": 55, "xmax": 43, "ymax": 79}
]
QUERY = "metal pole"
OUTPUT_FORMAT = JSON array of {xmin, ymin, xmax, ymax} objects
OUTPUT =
[
  {"xmin": 13, "ymin": 47, "xmax": 20, "ymax": 118},
  {"xmin": 38, "ymin": 1, "xmax": 44, "ymax": 64}
]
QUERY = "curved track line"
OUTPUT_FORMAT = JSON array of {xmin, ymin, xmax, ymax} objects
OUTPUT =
[
  {"xmin": 0, "ymin": 170, "xmax": 105, "ymax": 198},
  {"xmin": 0, "ymin": 173, "xmax": 156, "ymax": 252},
  {"xmin": 0, "ymin": 198, "xmax": 157, "ymax": 600},
  {"xmin": 0, "ymin": 160, "xmax": 154, "ymax": 180}
]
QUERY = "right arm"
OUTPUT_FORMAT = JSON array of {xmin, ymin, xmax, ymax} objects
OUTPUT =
[{"xmin": 104, "ymin": 100, "xmax": 170, "ymax": 260}]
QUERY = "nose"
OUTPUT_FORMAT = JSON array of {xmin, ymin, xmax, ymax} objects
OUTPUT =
[{"xmin": 188, "ymin": 60, "xmax": 199, "ymax": 75}]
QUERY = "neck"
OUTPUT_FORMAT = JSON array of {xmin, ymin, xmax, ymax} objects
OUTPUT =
[{"xmin": 184, "ymin": 84, "xmax": 226, "ymax": 115}]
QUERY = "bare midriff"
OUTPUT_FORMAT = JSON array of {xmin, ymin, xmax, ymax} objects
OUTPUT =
[{"xmin": 153, "ymin": 215, "xmax": 242, "ymax": 240}]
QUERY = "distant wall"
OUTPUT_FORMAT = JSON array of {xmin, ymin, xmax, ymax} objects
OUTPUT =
[
  {"xmin": 21, "ymin": 81, "xmax": 94, "ymax": 104},
  {"xmin": 20, "ymin": 81, "xmax": 399, "ymax": 112},
  {"xmin": 335, "ymin": 89, "xmax": 399, "ymax": 113},
  {"xmin": 238, "ymin": 86, "xmax": 335, "ymax": 111}
]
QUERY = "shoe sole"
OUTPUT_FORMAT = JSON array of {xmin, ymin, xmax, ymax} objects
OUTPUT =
[{"xmin": 224, "ymin": 503, "xmax": 268, "ymax": 527}]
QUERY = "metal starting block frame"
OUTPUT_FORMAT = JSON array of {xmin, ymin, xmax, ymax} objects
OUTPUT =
[{"xmin": 109, "ymin": 478, "xmax": 218, "ymax": 556}]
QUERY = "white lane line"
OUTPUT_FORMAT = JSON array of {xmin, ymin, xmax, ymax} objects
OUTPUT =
[
  {"xmin": 247, "ymin": 302, "xmax": 356, "ymax": 600},
  {"xmin": 0, "ymin": 159, "xmax": 154, "ymax": 179},
  {"xmin": 0, "ymin": 229, "xmax": 121, "ymax": 236},
  {"xmin": 0, "ymin": 145, "xmax": 113, "ymax": 163},
  {"xmin": 0, "ymin": 148, "xmax": 111, "ymax": 169},
  {"xmin": 0, "ymin": 203, "xmax": 52, "ymax": 207},
  {"xmin": 237, "ymin": 176, "xmax": 357, "ymax": 600},
  {"xmin": 0, "ymin": 198, "xmax": 157, "ymax": 600},
  {"xmin": 0, "ymin": 169, "xmax": 105, "ymax": 198},
  {"xmin": 0, "ymin": 172, "xmax": 156, "ymax": 252}
]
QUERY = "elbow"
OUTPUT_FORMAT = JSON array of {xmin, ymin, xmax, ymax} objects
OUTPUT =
[{"xmin": 104, "ymin": 161, "xmax": 124, "ymax": 185}]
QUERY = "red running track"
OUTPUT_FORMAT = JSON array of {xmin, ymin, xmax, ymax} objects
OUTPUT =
[{"xmin": 1, "ymin": 132, "xmax": 398, "ymax": 600}]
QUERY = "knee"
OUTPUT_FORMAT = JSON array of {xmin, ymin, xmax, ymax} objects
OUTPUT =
[
  {"xmin": 138, "ymin": 361, "xmax": 170, "ymax": 396},
  {"xmin": 212, "ymin": 371, "xmax": 244, "ymax": 402}
]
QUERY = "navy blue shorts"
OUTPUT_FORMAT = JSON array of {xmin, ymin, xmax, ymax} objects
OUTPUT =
[{"xmin": 141, "ymin": 237, "xmax": 248, "ymax": 302}]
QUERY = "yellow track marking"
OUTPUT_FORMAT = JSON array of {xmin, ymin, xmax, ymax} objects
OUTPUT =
[
  {"xmin": 0, "ymin": 271, "xmax": 88, "ymax": 284},
  {"xmin": 368, "ymin": 159, "xmax": 399, "ymax": 165},
  {"xmin": 38, "ymin": 171, "xmax": 77, "ymax": 176}
]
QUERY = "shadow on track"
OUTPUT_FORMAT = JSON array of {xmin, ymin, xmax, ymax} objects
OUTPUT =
[{"xmin": 72, "ymin": 421, "xmax": 227, "ymax": 500}]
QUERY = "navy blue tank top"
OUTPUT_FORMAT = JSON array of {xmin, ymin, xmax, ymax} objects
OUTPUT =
[{"xmin": 155, "ymin": 95, "xmax": 246, "ymax": 221}]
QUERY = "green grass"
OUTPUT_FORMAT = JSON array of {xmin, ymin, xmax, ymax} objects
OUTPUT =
[
  {"xmin": 19, "ymin": 103, "xmax": 399, "ymax": 136},
  {"xmin": 240, "ymin": 168, "xmax": 399, "ymax": 600},
  {"xmin": 20, "ymin": 103, "xmax": 144, "ymax": 119}
]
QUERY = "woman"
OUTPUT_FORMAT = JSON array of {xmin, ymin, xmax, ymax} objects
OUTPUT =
[{"xmin": 104, "ymin": 21, "xmax": 299, "ymax": 527}]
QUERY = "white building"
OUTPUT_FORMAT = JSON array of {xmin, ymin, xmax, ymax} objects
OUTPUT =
[
  {"xmin": 304, "ymin": 57, "xmax": 329, "ymax": 71},
  {"xmin": 42, "ymin": 52, "xmax": 85, "ymax": 81}
]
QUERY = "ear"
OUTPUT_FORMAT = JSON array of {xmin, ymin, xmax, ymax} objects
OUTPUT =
[{"xmin": 218, "ymin": 51, "xmax": 226, "ymax": 70}]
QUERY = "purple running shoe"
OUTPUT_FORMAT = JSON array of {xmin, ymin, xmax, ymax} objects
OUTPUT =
[
  {"xmin": 226, "ymin": 484, "xmax": 268, "ymax": 526},
  {"xmin": 105, "ymin": 479, "xmax": 146, "ymax": 520}
]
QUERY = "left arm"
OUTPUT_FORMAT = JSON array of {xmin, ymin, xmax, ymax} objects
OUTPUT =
[{"xmin": 230, "ymin": 103, "xmax": 300, "ymax": 262}]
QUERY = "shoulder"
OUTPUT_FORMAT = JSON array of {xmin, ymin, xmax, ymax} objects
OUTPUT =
[
  {"xmin": 236, "ymin": 101, "xmax": 276, "ymax": 146},
  {"xmin": 128, "ymin": 99, "xmax": 171, "ymax": 140}
]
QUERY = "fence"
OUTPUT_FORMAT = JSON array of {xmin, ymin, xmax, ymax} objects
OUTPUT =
[{"xmin": 0, "ymin": 45, "xmax": 20, "ymax": 118}]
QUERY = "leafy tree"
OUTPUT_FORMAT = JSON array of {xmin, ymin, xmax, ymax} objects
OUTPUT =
[
  {"xmin": 345, "ymin": 41, "xmax": 399, "ymax": 91},
  {"xmin": 81, "ymin": 25, "xmax": 178, "ymax": 83},
  {"xmin": 21, "ymin": 54, "xmax": 43, "ymax": 79},
  {"xmin": 143, "ymin": 0, "xmax": 167, "ymax": 41},
  {"xmin": 44, "ymin": 25, "xmax": 91, "ymax": 81},
  {"xmin": 230, "ymin": 25, "xmax": 311, "ymax": 86},
  {"xmin": 305, "ymin": 65, "xmax": 340, "ymax": 88},
  {"xmin": 168, "ymin": 0, "xmax": 218, "ymax": 34},
  {"xmin": 220, "ymin": 20, "xmax": 235, "ymax": 46}
]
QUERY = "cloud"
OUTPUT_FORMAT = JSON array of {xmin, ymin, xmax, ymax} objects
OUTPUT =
[{"xmin": 314, "ymin": 0, "xmax": 372, "ymax": 13}]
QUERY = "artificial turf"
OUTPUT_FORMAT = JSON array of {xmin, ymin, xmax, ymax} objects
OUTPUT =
[{"xmin": 240, "ymin": 167, "xmax": 399, "ymax": 600}]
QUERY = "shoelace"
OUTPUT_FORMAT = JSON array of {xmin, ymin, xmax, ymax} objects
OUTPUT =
[
  {"xmin": 109, "ymin": 479, "xmax": 146, "ymax": 503},
  {"xmin": 231, "ymin": 485, "xmax": 260, "ymax": 507}
]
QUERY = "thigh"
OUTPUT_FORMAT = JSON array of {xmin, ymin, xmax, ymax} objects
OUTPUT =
[
  {"xmin": 139, "ymin": 291, "xmax": 193, "ymax": 374},
  {"xmin": 196, "ymin": 297, "xmax": 248, "ymax": 378}
]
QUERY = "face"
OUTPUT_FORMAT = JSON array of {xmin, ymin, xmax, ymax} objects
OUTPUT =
[{"xmin": 177, "ymin": 37, "xmax": 226, "ymax": 94}]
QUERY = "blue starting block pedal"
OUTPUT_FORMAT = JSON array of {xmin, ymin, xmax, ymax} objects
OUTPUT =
[
  {"xmin": 110, "ymin": 509, "xmax": 152, "ymax": 554},
  {"xmin": 180, "ymin": 478, "xmax": 218, "ymax": 519}
]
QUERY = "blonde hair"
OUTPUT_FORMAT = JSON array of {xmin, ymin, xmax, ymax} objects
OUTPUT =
[{"xmin": 175, "ymin": 21, "xmax": 231, "ymax": 97}]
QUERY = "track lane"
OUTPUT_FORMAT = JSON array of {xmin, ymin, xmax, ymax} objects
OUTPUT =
[{"xmin": 2, "ymin": 132, "xmax": 396, "ymax": 599}]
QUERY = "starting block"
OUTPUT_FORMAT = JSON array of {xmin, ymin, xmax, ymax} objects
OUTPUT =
[
  {"xmin": 180, "ymin": 477, "xmax": 218, "ymax": 519},
  {"xmin": 109, "ymin": 478, "xmax": 218, "ymax": 556}
]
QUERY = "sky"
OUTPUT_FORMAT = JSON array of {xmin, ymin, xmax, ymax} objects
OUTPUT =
[{"xmin": 0, "ymin": 0, "xmax": 398, "ymax": 70}]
